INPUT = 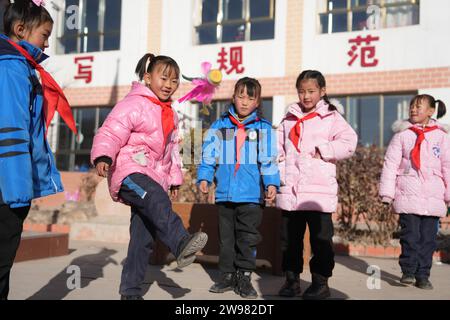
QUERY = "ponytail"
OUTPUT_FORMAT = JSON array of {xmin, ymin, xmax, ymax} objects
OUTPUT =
[
  {"xmin": 134, "ymin": 53, "xmax": 180, "ymax": 81},
  {"xmin": 322, "ymin": 94, "xmax": 337, "ymax": 112},
  {"xmin": 135, "ymin": 53, "xmax": 155, "ymax": 81},
  {"xmin": 436, "ymin": 99, "xmax": 447, "ymax": 119}
]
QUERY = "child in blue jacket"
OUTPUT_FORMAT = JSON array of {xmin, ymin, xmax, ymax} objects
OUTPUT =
[
  {"xmin": 0, "ymin": 1, "xmax": 75, "ymax": 300},
  {"xmin": 198, "ymin": 77, "xmax": 280, "ymax": 299}
]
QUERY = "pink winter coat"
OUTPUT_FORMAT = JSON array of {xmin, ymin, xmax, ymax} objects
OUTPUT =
[
  {"xmin": 276, "ymin": 100, "xmax": 358, "ymax": 213},
  {"xmin": 379, "ymin": 120, "xmax": 450, "ymax": 217},
  {"xmin": 90, "ymin": 82, "xmax": 183, "ymax": 202}
]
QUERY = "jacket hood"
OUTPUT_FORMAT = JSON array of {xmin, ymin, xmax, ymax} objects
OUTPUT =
[
  {"xmin": 286, "ymin": 98, "xmax": 345, "ymax": 119},
  {"xmin": 392, "ymin": 119, "xmax": 450, "ymax": 134},
  {"xmin": 0, "ymin": 34, "xmax": 49, "ymax": 63}
]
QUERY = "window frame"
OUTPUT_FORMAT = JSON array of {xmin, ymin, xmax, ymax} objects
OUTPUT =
[
  {"xmin": 331, "ymin": 92, "xmax": 416, "ymax": 147},
  {"xmin": 55, "ymin": 0, "xmax": 122, "ymax": 54},
  {"xmin": 194, "ymin": 0, "xmax": 276, "ymax": 45},
  {"xmin": 55, "ymin": 106, "xmax": 111, "ymax": 171},
  {"xmin": 318, "ymin": 0, "xmax": 420, "ymax": 34}
]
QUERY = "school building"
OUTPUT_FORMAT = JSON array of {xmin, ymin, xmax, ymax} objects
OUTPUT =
[{"xmin": 1, "ymin": 0, "xmax": 449, "ymax": 173}]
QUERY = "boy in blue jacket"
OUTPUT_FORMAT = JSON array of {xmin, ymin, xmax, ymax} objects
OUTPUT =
[{"xmin": 198, "ymin": 77, "xmax": 280, "ymax": 299}]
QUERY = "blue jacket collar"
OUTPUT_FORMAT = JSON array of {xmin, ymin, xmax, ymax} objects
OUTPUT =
[
  {"xmin": 227, "ymin": 104, "xmax": 259, "ymax": 125},
  {"xmin": 0, "ymin": 34, "xmax": 49, "ymax": 63}
]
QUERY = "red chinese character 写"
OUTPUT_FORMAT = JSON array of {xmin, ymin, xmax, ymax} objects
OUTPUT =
[
  {"xmin": 216, "ymin": 46, "xmax": 245, "ymax": 75},
  {"xmin": 347, "ymin": 35, "xmax": 380, "ymax": 67},
  {"xmin": 74, "ymin": 56, "xmax": 94, "ymax": 84}
]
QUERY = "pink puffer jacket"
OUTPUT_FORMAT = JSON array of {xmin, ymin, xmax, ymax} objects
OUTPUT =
[
  {"xmin": 379, "ymin": 119, "xmax": 450, "ymax": 217},
  {"xmin": 90, "ymin": 82, "xmax": 183, "ymax": 202},
  {"xmin": 276, "ymin": 100, "xmax": 358, "ymax": 213}
]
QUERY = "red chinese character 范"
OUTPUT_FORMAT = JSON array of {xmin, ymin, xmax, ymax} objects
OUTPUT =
[
  {"xmin": 347, "ymin": 35, "xmax": 380, "ymax": 67},
  {"xmin": 216, "ymin": 46, "xmax": 245, "ymax": 75},
  {"xmin": 74, "ymin": 56, "xmax": 94, "ymax": 84}
]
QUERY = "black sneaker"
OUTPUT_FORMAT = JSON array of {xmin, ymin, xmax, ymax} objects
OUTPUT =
[
  {"xmin": 278, "ymin": 272, "xmax": 301, "ymax": 297},
  {"xmin": 176, "ymin": 232, "xmax": 208, "ymax": 268},
  {"xmin": 400, "ymin": 274, "xmax": 415, "ymax": 285},
  {"xmin": 209, "ymin": 272, "xmax": 236, "ymax": 293},
  {"xmin": 302, "ymin": 273, "xmax": 331, "ymax": 300},
  {"xmin": 120, "ymin": 295, "xmax": 144, "ymax": 300},
  {"xmin": 415, "ymin": 278, "xmax": 433, "ymax": 290},
  {"xmin": 234, "ymin": 270, "xmax": 257, "ymax": 299}
]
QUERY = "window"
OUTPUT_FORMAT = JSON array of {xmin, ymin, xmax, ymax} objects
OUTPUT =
[
  {"xmin": 55, "ymin": 107, "xmax": 111, "ymax": 171},
  {"xmin": 56, "ymin": 0, "xmax": 122, "ymax": 54},
  {"xmin": 332, "ymin": 93, "xmax": 414, "ymax": 147},
  {"xmin": 195, "ymin": 0, "xmax": 275, "ymax": 45},
  {"xmin": 318, "ymin": 0, "xmax": 419, "ymax": 34},
  {"xmin": 199, "ymin": 99, "xmax": 274, "ymax": 128}
]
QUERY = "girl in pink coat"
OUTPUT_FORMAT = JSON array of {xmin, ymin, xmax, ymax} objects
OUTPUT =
[
  {"xmin": 380, "ymin": 94, "xmax": 449, "ymax": 290},
  {"xmin": 276, "ymin": 70, "xmax": 357, "ymax": 300},
  {"xmin": 91, "ymin": 53, "xmax": 207, "ymax": 300}
]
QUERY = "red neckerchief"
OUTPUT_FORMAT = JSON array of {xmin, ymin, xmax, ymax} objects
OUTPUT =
[
  {"xmin": 145, "ymin": 96, "xmax": 175, "ymax": 146},
  {"xmin": 409, "ymin": 125, "xmax": 438, "ymax": 170},
  {"xmin": 228, "ymin": 115, "xmax": 260, "ymax": 175},
  {"xmin": 288, "ymin": 112, "xmax": 319, "ymax": 153},
  {"xmin": 7, "ymin": 39, "xmax": 77, "ymax": 134}
]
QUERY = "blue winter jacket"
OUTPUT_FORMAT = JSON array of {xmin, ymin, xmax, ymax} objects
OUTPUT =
[
  {"xmin": 197, "ymin": 105, "xmax": 280, "ymax": 204},
  {"xmin": 0, "ymin": 35, "xmax": 63, "ymax": 208}
]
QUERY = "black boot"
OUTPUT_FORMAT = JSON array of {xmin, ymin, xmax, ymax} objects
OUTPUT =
[
  {"xmin": 209, "ymin": 272, "xmax": 236, "ymax": 293},
  {"xmin": 234, "ymin": 270, "xmax": 257, "ymax": 299},
  {"xmin": 302, "ymin": 273, "xmax": 331, "ymax": 300},
  {"xmin": 278, "ymin": 271, "xmax": 301, "ymax": 297}
]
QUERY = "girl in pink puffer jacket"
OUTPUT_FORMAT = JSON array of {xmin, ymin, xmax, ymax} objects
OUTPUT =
[
  {"xmin": 276, "ymin": 70, "xmax": 357, "ymax": 300},
  {"xmin": 380, "ymin": 94, "xmax": 449, "ymax": 290},
  {"xmin": 90, "ymin": 53, "xmax": 207, "ymax": 300}
]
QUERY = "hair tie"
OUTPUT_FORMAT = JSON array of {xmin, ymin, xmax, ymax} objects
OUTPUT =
[
  {"xmin": 144, "ymin": 54, "xmax": 154, "ymax": 74},
  {"xmin": 32, "ymin": 0, "xmax": 45, "ymax": 6}
]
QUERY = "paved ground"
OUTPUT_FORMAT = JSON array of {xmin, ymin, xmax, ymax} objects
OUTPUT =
[{"xmin": 8, "ymin": 240, "xmax": 450, "ymax": 300}]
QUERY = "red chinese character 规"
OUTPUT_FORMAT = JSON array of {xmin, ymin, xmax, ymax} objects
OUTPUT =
[
  {"xmin": 217, "ymin": 47, "xmax": 228, "ymax": 72},
  {"xmin": 216, "ymin": 46, "xmax": 245, "ymax": 75},
  {"xmin": 347, "ymin": 35, "xmax": 380, "ymax": 67},
  {"xmin": 74, "ymin": 56, "xmax": 94, "ymax": 84}
]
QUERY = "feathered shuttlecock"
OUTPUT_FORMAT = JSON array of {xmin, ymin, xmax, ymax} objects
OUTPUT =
[{"xmin": 178, "ymin": 62, "xmax": 223, "ymax": 115}]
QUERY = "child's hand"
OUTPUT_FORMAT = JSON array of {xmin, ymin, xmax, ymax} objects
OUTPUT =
[
  {"xmin": 95, "ymin": 162, "xmax": 110, "ymax": 177},
  {"xmin": 170, "ymin": 186, "xmax": 179, "ymax": 201},
  {"xmin": 199, "ymin": 181, "xmax": 209, "ymax": 194},
  {"xmin": 381, "ymin": 196, "xmax": 393, "ymax": 205},
  {"xmin": 265, "ymin": 185, "xmax": 277, "ymax": 205}
]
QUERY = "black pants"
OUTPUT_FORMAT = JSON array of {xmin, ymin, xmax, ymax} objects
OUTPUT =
[
  {"xmin": 118, "ymin": 173, "xmax": 189, "ymax": 296},
  {"xmin": 0, "ymin": 205, "xmax": 30, "ymax": 300},
  {"xmin": 281, "ymin": 211, "xmax": 335, "ymax": 278},
  {"xmin": 399, "ymin": 214, "xmax": 439, "ymax": 279},
  {"xmin": 217, "ymin": 202, "xmax": 263, "ymax": 273}
]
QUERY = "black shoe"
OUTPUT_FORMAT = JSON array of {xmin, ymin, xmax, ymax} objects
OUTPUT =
[
  {"xmin": 209, "ymin": 272, "xmax": 236, "ymax": 293},
  {"xmin": 278, "ymin": 272, "xmax": 301, "ymax": 297},
  {"xmin": 120, "ymin": 295, "xmax": 144, "ymax": 300},
  {"xmin": 400, "ymin": 274, "xmax": 415, "ymax": 285},
  {"xmin": 234, "ymin": 270, "xmax": 258, "ymax": 299},
  {"xmin": 302, "ymin": 273, "xmax": 331, "ymax": 300},
  {"xmin": 176, "ymin": 232, "xmax": 208, "ymax": 268},
  {"xmin": 415, "ymin": 278, "xmax": 433, "ymax": 290}
]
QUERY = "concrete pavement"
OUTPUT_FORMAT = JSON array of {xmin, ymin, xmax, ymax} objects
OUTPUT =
[{"xmin": 8, "ymin": 240, "xmax": 450, "ymax": 300}]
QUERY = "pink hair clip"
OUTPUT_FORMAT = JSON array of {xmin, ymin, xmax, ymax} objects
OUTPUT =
[{"xmin": 32, "ymin": 0, "xmax": 45, "ymax": 6}]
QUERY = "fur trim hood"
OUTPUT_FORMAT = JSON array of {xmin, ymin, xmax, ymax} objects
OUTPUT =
[{"xmin": 391, "ymin": 119, "xmax": 450, "ymax": 134}]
